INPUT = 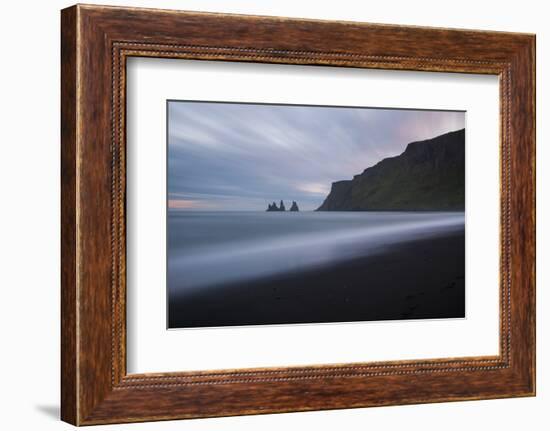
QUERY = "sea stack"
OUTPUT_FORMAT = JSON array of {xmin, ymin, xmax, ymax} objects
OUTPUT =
[
  {"xmin": 266, "ymin": 200, "xmax": 299, "ymax": 212},
  {"xmin": 266, "ymin": 201, "xmax": 287, "ymax": 211},
  {"xmin": 266, "ymin": 201, "xmax": 279, "ymax": 211}
]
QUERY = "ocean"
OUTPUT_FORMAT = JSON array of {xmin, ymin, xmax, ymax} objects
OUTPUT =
[{"xmin": 168, "ymin": 211, "xmax": 464, "ymax": 298}]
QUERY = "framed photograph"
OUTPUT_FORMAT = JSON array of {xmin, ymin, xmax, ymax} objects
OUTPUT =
[{"xmin": 61, "ymin": 4, "xmax": 535, "ymax": 425}]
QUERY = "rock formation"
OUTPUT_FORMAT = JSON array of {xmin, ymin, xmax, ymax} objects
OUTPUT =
[
  {"xmin": 266, "ymin": 202, "xmax": 279, "ymax": 211},
  {"xmin": 266, "ymin": 201, "xmax": 286, "ymax": 212},
  {"xmin": 317, "ymin": 129, "xmax": 465, "ymax": 211},
  {"xmin": 266, "ymin": 200, "xmax": 300, "ymax": 212}
]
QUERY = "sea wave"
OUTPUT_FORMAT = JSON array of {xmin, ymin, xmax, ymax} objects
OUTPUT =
[{"xmin": 168, "ymin": 211, "xmax": 464, "ymax": 295}]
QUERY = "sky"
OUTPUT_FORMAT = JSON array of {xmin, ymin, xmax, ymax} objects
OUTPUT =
[{"xmin": 168, "ymin": 101, "xmax": 465, "ymax": 211}]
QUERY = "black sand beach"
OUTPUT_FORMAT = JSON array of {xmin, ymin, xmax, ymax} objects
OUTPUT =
[{"xmin": 168, "ymin": 229, "xmax": 465, "ymax": 328}]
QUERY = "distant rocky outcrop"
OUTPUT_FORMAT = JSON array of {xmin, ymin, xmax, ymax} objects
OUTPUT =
[
  {"xmin": 266, "ymin": 200, "xmax": 300, "ymax": 212},
  {"xmin": 267, "ymin": 201, "xmax": 285, "ymax": 212},
  {"xmin": 317, "ymin": 129, "xmax": 465, "ymax": 211}
]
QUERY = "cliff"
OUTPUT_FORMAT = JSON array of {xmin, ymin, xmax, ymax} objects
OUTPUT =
[{"xmin": 317, "ymin": 129, "xmax": 465, "ymax": 211}]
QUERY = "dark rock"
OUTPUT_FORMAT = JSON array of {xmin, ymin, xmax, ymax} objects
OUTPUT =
[
  {"xmin": 266, "ymin": 200, "xmax": 299, "ymax": 212},
  {"xmin": 317, "ymin": 128, "xmax": 465, "ymax": 211},
  {"xmin": 266, "ymin": 201, "xmax": 279, "ymax": 212}
]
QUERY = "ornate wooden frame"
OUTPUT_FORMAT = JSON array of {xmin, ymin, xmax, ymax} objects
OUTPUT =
[{"xmin": 61, "ymin": 4, "xmax": 535, "ymax": 425}]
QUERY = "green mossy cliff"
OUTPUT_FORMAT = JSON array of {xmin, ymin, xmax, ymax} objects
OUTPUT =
[{"xmin": 317, "ymin": 129, "xmax": 465, "ymax": 211}]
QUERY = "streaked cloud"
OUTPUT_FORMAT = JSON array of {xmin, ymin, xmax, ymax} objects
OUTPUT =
[
  {"xmin": 168, "ymin": 101, "xmax": 464, "ymax": 211},
  {"xmin": 168, "ymin": 199, "xmax": 205, "ymax": 209},
  {"xmin": 295, "ymin": 182, "xmax": 331, "ymax": 196}
]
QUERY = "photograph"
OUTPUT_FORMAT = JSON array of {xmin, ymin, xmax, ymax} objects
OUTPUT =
[{"xmin": 167, "ymin": 101, "xmax": 466, "ymax": 328}]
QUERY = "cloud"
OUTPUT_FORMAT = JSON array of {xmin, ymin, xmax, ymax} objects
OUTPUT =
[
  {"xmin": 294, "ymin": 182, "xmax": 331, "ymax": 196},
  {"xmin": 168, "ymin": 199, "xmax": 206, "ymax": 209},
  {"xmin": 168, "ymin": 102, "xmax": 465, "ymax": 211}
]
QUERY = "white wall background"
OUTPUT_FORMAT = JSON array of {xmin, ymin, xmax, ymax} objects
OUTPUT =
[{"xmin": 0, "ymin": 0, "xmax": 546, "ymax": 429}]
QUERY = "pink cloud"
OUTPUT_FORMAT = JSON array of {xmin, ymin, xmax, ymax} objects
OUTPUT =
[{"xmin": 168, "ymin": 199, "xmax": 201, "ymax": 209}]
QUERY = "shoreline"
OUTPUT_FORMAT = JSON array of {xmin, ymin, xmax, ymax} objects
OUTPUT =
[{"xmin": 168, "ymin": 229, "xmax": 465, "ymax": 329}]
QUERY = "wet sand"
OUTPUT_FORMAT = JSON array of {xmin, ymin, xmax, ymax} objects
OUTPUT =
[{"xmin": 168, "ymin": 230, "xmax": 465, "ymax": 328}]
